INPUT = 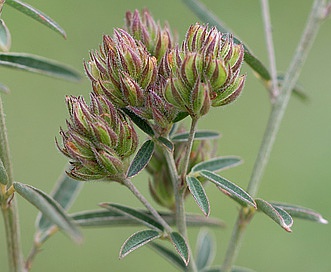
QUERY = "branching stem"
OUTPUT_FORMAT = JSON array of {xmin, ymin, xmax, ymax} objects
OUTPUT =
[
  {"xmin": 0, "ymin": 96, "xmax": 26, "ymax": 272},
  {"xmin": 222, "ymin": 0, "xmax": 326, "ymax": 271},
  {"xmin": 123, "ymin": 178, "xmax": 172, "ymax": 233}
]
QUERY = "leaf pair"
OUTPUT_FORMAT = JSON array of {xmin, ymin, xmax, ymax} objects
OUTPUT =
[
  {"xmin": 256, "ymin": 199, "xmax": 328, "ymax": 232},
  {"xmin": 186, "ymin": 157, "xmax": 255, "ymax": 216},
  {"xmin": 100, "ymin": 202, "xmax": 190, "ymax": 265}
]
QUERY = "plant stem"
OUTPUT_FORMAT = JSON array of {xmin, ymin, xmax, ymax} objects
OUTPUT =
[
  {"xmin": 161, "ymin": 117, "xmax": 199, "ymax": 272},
  {"xmin": 180, "ymin": 117, "xmax": 198, "ymax": 179},
  {"xmin": 123, "ymin": 178, "xmax": 172, "ymax": 233},
  {"xmin": 261, "ymin": 0, "xmax": 279, "ymax": 101},
  {"xmin": 0, "ymin": 95, "xmax": 25, "ymax": 272},
  {"xmin": 222, "ymin": 0, "xmax": 326, "ymax": 271}
]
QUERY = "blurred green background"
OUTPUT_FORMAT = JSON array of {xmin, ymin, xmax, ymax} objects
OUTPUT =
[{"xmin": 1, "ymin": 0, "xmax": 330, "ymax": 271}]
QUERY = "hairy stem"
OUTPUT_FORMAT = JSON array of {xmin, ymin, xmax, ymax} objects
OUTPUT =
[
  {"xmin": 123, "ymin": 178, "xmax": 172, "ymax": 233},
  {"xmin": 161, "ymin": 117, "xmax": 199, "ymax": 272},
  {"xmin": 222, "ymin": 0, "xmax": 326, "ymax": 271},
  {"xmin": 0, "ymin": 96, "xmax": 25, "ymax": 272}
]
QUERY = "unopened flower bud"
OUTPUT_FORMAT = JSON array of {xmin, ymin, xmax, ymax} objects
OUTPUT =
[
  {"xmin": 57, "ymin": 94, "xmax": 139, "ymax": 182},
  {"xmin": 84, "ymin": 29, "xmax": 158, "ymax": 108},
  {"xmin": 163, "ymin": 23, "xmax": 246, "ymax": 117},
  {"xmin": 125, "ymin": 9, "xmax": 175, "ymax": 61}
]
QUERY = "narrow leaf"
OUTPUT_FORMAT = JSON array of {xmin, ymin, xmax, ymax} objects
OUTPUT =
[
  {"xmin": 170, "ymin": 232, "xmax": 190, "ymax": 266},
  {"xmin": 157, "ymin": 136, "xmax": 174, "ymax": 152},
  {"xmin": 0, "ymin": 82, "xmax": 10, "ymax": 94},
  {"xmin": 256, "ymin": 198, "xmax": 293, "ymax": 232},
  {"xmin": 149, "ymin": 242, "xmax": 187, "ymax": 271},
  {"xmin": 200, "ymin": 170, "xmax": 256, "ymax": 208},
  {"xmin": 172, "ymin": 130, "xmax": 220, "ymax": 142},
  {"xmin": 191, "ymin": 156, "xmax": 242, "ymax": 174},
  {"xmin": 99, "ymin": 202, "xmax": 164, "ymax": 231},
  {"xmin": 0, "ymin": 53, "xmax": 81, "ymax": 81},
  {"xmin": 37, "ymin": 170, "xmax": 83, "ymax": 231},
  {"xmin": 0, "ymin": 157, "xmax": 8, "ymax": 185},
  {"xmin": 72, "ymin": 210, "xmax": 130, "ymax": 227},
  {"xmin": 127, "ymin": 140, "xmax": 154, "ymax": 178},
  {"xmin": 0, "ymin": 19, "xmax": 11, "ymax": 51},
  {"xmin": 71, "ymin": 209, "xmax": 225, "ymax": 228},
  {"xmin": 122, "ymin": 108, "xmax": 154, "ymax": 136},
  {"xmin": 173, "ymin": 111, "xmax": 189, "ymax": 122},
  {"xmin": 271, "ymin": 202, "xmax": 328, "ymax": 224},
  {"xmin": 5, "ymin": 0, "xmax": 66, "ymax": 38},
  {"xmin": 186, "ymin": 176, "xmax": 210, "ymax": 216},
  {"xmin": 182, "ymin": 0, "xmax": 271, "ymax": 81},
  {"xmin": 120, "ymin": 229, "xmax": 161, "ymax": 259},
  {"xmin": 13, "ymin": 182, "xmax": 82, "ymax": 243},
  {"xmin": 195, "ymin": 230, "xmax": 215, "ymax": 271}
]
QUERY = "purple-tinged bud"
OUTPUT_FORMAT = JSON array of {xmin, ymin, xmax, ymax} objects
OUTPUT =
[
  {"xmin": 212, "ymin": 74, "xmax": 246, "ymax": 107},
  {"xmin": 58, "ymin": 95, "xmax": 139, "ymax": 182},
  {"xmin": 164, "ymin": 23, "xmax": 246, "ymax": 115},
  {"xmin": 125, "ymin": 9, "xmax": 175, "ymax": 61}
]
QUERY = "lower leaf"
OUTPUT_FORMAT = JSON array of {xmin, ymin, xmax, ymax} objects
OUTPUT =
[{"xmin": 120, "ymin": 229, "xmax": 161, "ymax": 259}]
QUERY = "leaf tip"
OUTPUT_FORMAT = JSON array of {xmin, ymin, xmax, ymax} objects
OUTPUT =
[{"xmin": 319, "ymin": 217, "xmax": 328, "ymax": 224}]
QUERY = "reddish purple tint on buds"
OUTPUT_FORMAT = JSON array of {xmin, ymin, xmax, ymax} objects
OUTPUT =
[
  {"xmin": 57, "ymin": 94, "xmax": 138, "ymax": 181},
  {"xmin": 163, "ymin": 23, "xmax": 246, "ymax": 117}
]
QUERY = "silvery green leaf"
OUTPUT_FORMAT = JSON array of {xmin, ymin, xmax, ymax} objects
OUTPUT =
[
  {"xmin": 200, "ymin": 170, "xmax": 256, "ymax": 208},
  {"xmin": 36, "ymin": 170, "xmax": 83, "ymax": 231},
  {"xmin": 0, "ymin": 53, "xmax": 81, "ymax": 81},
  {"xmin": 191, "ymin": 156, "xmax": 242, "ymax": 174},
  {"xmin": 170, "ymin": 232, "xmax": 189, "ymax": 266},
  {"xmin": 99, "ymin": 202, "xmax": 163, "ymax": 231},
  {"xmin": 256, "ymin": 198, "xmax": 293, "ymax": 232},
  {"xmin": 186, "ymin": 176, "xmax": 210, "ymax": 216},
  {"xmin": 195, "ymin": 229, "xmax": 215, "ymax": 271},
  {"xmin": 120, "ymin": 229, "xmax": 161, "ymax": 259},
  {"xmin": 71, "ymin": 209, "xmax": 225, "ymax": 228},
  {"xmin": 271, "ymin": 202, "xmax": 328, "ymax": 224},
  {"xmin": 5, "ymin": 0, "xmax": 66, "ymax": 38},
  {"xmin": 172, "ymin": 130, "xmax": 220, "ymax": 142},
  {"xmin": 13, "ymin": 182, "xmax": 82, "ymax": 243},
  {"xmin": 122, "ymin": 108, "xmax": 155, "ymax": 136},
  {"xmin": 127, "ymin": 140, "xmax": 154, "ymax": 178}
]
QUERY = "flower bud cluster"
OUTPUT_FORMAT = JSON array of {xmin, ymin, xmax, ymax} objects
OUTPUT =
[
  {"xmin": 162, "ymin": 23, "xmax": 246, "ymax": 117},
  {"xmin": 85, "ymin": 17, "xmax": 178, "ymax": 135},
  {"xmin": 57, "ymin": 94, "xmax": 138, "ymax": 181},
  {"xmin": 125, "ymin": 9, "xmax": 174, "ymax": 62}
]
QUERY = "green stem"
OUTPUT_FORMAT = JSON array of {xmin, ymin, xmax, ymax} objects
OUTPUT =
[
  {"xmin": 222, "ymin": 0, "xmax": 326, "ymax": 271},
  {"xmin": 0, "ymin": 95, "xmax": 25, "ymax": 272},
  {"xmin": 161, "ymin": 117, "xmax": 199, "ymax": 272},
  {"xmin": 123, "ymin": 178, "xmax": 172, "ymax": 233},
  {"xmin": 261, "ymin": 0, "xmax": 279, "ymax": 101}
]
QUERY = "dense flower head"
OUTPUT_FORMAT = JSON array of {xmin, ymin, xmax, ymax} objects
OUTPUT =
[
  {"xmin": 57, "ymin": 94, "xmax": 138, "ymax": 181},
  {"xmin": 125, "ymin": 9, "xmax": 175, "ymax": 61},
  {"xmin": 163, "ymin": 23, "xmax": 246, "ymax": 117},
  {"xmin": 85, "ymin": 29, "xmax": 158, "ymax": 108},
  {"xmin": 84, "ymin": 26, "xmax": 178, "ymax": 135}
]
